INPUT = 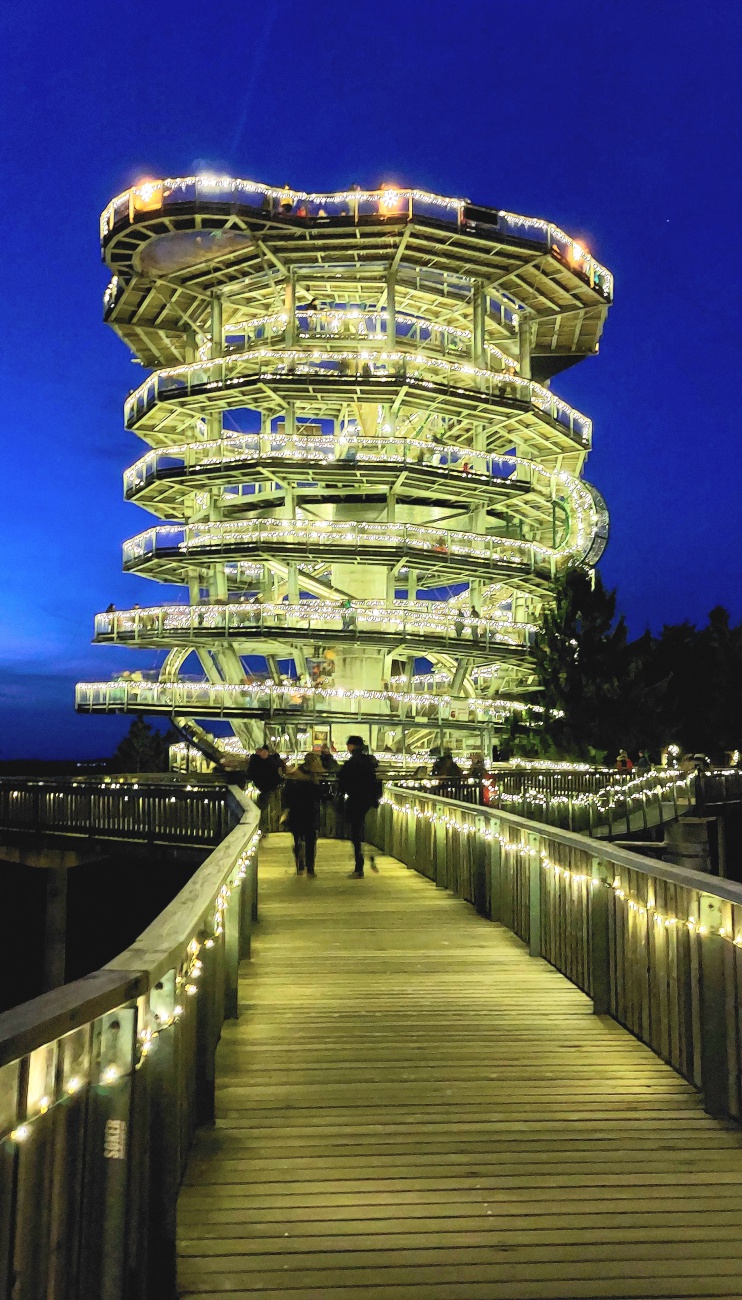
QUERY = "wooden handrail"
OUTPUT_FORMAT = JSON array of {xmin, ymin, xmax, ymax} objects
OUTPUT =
[
  {"xmin": 0, "ymin": 785, "xmax": 259, "ymax": 1300},
  {"xmin": 374, "ymin": 786, "xmax": 742, "ymax": 1125}
]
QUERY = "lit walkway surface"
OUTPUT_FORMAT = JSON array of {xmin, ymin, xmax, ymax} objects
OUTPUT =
[{"xmin": 178, "ymin": 835, "xmax": 742, "ymax": 1299}]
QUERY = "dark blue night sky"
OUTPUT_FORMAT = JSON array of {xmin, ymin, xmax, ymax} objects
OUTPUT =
[{"xmin": 2, "ymin": 0, "xmax": 741, "ymax": 758}]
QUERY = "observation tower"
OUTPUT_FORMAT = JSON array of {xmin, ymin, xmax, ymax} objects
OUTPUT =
[{"xmin": 76, "ymin": 176, "xmax": 612, "ymax": 769}]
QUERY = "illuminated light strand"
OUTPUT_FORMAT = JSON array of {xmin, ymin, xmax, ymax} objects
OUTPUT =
[
  {"xmin": 94, "ymin": 601, "xmax": 536, "ymax": 649},
  {"xmin": 99, "ymin": 174, "xmax": 612, "ymax": 294},
  {"xmin": 2, "ymin": 831, "xmax": 260, "ymax": 1148},
  {"xmin": 123, "ymin": 436, "xmax": 601, "ymax": 564},
  {"xmin": 219, "ymin": 308, "xmax": 519, "ymax": 372},
  {"xmin": 381, "ymin": 791, "xmax": 739, "ymax": 945},
  {"xmin": 125, "ymin": 348, "xmax": 592, "ymax": 445},
  {"xmin": 76, "ymin": 679, "xmax": 543, "ymax": 725},
  {"xmin": 122, "ymin": 517, "xmax": 581, "ymax": 573}
]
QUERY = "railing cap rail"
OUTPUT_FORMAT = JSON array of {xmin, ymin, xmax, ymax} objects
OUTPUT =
[
  {"xmin": 388, "ymin": 785, "xmax": 742, "ymax": 907},
  {"xmin": 0, "ymin": 787, "xmax": 257, "ymax": 1066},
  {"xmin": 106, "ymin": 790, "xmax": 254, "ymax": 985},
  {"xmin": 0, "ymin": 970, "xmax": 146, "ymax": 1069}
]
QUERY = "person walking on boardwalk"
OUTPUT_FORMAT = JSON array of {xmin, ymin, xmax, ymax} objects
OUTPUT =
[
  {"xmin": 282, "ymin": 752, "xmax": 325, "ymax": 877},
  {"xmin": 337, "ymin": 735, "xmax": 382, "ymax": 878},
  {"xmin": 247, "ymin": 743, "xmax": 284, "ymax": 811}
]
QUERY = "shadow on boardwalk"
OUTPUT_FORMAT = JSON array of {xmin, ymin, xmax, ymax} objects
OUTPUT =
[{"xmin": 178, "ymin": 834, "xmax": 742, "ymax": 1300}]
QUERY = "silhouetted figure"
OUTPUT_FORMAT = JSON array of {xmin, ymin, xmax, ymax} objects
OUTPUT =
[
  {"xmin": 283, "ymin": 753, "xmax": 325, "ymax": 876},
  {"xmin": 338, "ymin": 736, "xmax": 381, "ymax": 877},
  {"xmin": 247, "ymin": 744, "xmax": 283, "ymax": 810}
]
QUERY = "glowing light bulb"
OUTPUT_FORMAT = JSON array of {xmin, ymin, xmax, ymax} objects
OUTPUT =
[{"xmin": 11, "ymin": 1125, "xmax": 30, "ymax": 1143}]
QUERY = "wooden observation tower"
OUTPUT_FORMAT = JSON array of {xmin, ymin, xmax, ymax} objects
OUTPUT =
[{"xmin": 76, "ymin": 176, "xmax": 612, "ymax": 768}]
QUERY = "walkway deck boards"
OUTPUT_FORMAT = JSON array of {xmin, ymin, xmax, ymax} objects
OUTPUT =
[{"xmin": 178, "ymin": 835, "xmax": 742, "ymax": 1299}]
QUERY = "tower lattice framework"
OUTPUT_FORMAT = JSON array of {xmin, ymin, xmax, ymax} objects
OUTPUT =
[{"xmin": 77, "ymin": 176, "xmax": 612, "ymax": 768}]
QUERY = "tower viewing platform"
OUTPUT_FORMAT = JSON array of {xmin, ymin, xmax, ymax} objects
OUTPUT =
[{"xmin": 76, "ymin": 175, "xmax": 611, "ymax": 764}]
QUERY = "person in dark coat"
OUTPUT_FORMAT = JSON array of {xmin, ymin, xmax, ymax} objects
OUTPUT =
[
  {"xmin": 319, "ymin": 743, "xmax": 339, "ymax": 773},
  {"xmin": 247, "ymin": 744, "xmax": 283, "ymax": 810},
  {"xmin": 431, "ymin": 749, "xmax": 462, "ymax": 778},
  {"xmin": 283, "ymin": 753, "xmax": 325, "ymax": 876},
  {"xmin": 337, "ymin": 736, "xmax": 381, "ymax": 878}
]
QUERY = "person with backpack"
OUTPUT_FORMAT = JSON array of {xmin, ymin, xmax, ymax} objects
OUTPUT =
[{"xmin": 337, "ymin": 735, "xmax": 382, "ymax": 878}]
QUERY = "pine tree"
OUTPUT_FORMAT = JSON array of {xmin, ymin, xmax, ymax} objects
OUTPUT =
[
  {"xmin": 112, "ymin": 717, "xmax": 176, "ymax": 772},
  {"xmin": 534, "ymin": 569, "xmax": 629, "ymax": 759}
]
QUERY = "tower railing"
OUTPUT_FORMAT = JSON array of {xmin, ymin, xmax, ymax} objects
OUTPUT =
[
  {"xmin": 124, "ymin": 351, "xmax": 592, "ymax": 446},
  {"xmin": 93, "ymin": 601, "xmax": 534, "ymax": 654},
  {"xmin": 0, "ymin": 776, "xmax": 240, "ymax": 845},
  {"xmin": 99, "ymin": 178, "xmax": 613, "ymax": 297}
]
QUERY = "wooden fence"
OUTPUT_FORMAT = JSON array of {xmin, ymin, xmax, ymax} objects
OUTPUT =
[
  {"xmin": 394, "ymin": 767, "xmax": 742, "ymax": 835},
  {"xmin": 372, "ymin": 786, "xmax": 742, "ymax": 1122},
  {"xmin": 0, "ymin": 789, "xmax": 259, "ymax": 1300},
  {"xmin": 0, "ymin": 777, "xmax": 239, "ymax": 846}
]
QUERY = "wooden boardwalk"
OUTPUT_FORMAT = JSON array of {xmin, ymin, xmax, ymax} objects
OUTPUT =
[{"xmin": 178, "ymin": 835, "xmax": 742, "ymax": 1300}]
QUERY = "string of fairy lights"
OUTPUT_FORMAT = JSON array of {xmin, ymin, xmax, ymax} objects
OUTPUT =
[
  {"xmin": 121, "ymin": 517, "xmax": 579, "ymax": 574},
  {"xmin": 4, "ymin": 830, "xmax": 260, "ymax": 1147},
  {"xmin": 123, "ymin": 436, "xmax": 600, "ymax": 559},
  {"xmin": 98, "ymin": 173, "xmax": 613, "ymax": 295},
  {"xmin": 75, "ymin": 679, "xmax": 540, "ymax": 725},
  {"xmin": 94, "ymin": 601, "xmax": 535, "ymax": 647},
  {"xmin": 216, "ymin": 308, "xmax": 520, "ymax": 372},
  {"xmin": 124, "ymin": 347, "xmax": 592, "ymax": 446},
  {"xmin": 380, "ymin": 790, "xmax": 742, "ymax": 946}
]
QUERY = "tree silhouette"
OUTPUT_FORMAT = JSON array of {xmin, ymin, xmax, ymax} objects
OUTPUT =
[
  {"xmin": 112, "ymin": 717, "xmax": 177, "ymax": 772},
  {"xmin": 534, "ymin": 569, "xmax": 629, "ymax": 759}
]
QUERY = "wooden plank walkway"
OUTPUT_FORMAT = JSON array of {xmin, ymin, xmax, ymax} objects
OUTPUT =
[{"xmin": 178, "ymin": 834, "xmax": 742, "ymax": 1300}]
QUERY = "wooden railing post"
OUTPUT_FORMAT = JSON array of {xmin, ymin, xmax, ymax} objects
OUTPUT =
[
  {"xmin": 434, "ymin": 806, "xmax": 446, "ymax": 888},
  {"xmin": 77, "ymin": 1009, "xmax": 138, "ymax": 1300},
  {"xmin": 488, "ymin": 821, "xmax": 503, "ymax": 923},
  {"xmin": 238, "ymin": 862, "xmax": 253, "ymax": 959},
  {"xmin": 472, "ymin": 816, "xmax": 489, "ymax": 916},
  {"xmin": 194, "ymin": 944, "xmax": 218, "ymax": 1127},
  {"xmin": 590, "ymin": 858, "xmax": 612, "ymax": 1015},
  {"xmin": 528, "ymin": 832, "xmax": 542, "ymax": 957},
  {"xmin": 698, "ymin": 893, "xmax": 730, "ymax": 1119},
  {"xmin": 146, "ymin": 979, "xmax": 180, "ymax": 1300},
  {"xmin": 224, "ymin": 882, "xmax": 240, "ymax": 1019}
]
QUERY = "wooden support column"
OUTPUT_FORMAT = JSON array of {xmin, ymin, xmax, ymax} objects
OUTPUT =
[
  {"xmin": 386, "ymin": 267, "xmax": 396, "ymax": 350},
  {"xmin": 209, "ymin": 294, "xmax": 223, "ymax": 358},
  {"xmin": 285, "ymin": 273, "xmax": 296, "ymax": 346},
  {"xmin": 43, "ymin": 868, "xmax": 67, "ymax": 991},
  {"xmin": 518, "ymin": 315, "xmax": 532, "ymax": 378},
  {"xmin": 451, "ymin": 658, "xmax": 470, "ymax": 695},
  {"xmin": 472, "ymin": 283, "xmax": 485, "ymax": 365},
  {"xmin": 284, "ymin": 400, "xmax": 297, "ymax": 439}
]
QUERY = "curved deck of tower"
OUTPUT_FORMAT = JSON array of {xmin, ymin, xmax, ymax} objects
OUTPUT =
[{"xmin": 76, "ymin": 176, "xmax": 612, "ymax": 764}]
